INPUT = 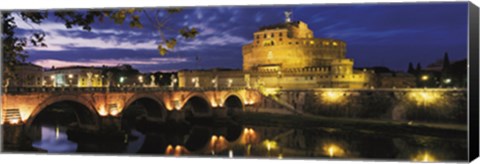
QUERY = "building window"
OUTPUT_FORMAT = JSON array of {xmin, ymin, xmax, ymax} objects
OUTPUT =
[
  {"xmin": 256, "ymin": 35, "xmax": 259, "ymax": 39},
  {"xmin": 271, "ymin": 33, "xmax": 274, "ymax": 38},
  {"xmin": 264, "ymin": 34, "xmax": 267, "ymax": 38},
  {"xmin": 279, "ymin": 32, "xmax": 283, "ymax": 37},
  {"xmin": 333, "ymin": 42, "xmax": 338, "ymax": 46}
]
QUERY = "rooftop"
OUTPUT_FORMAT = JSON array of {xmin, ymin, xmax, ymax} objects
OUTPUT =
[{"xmin": 46, "ymin": 65, "xmax": 104, "ymax": 71}]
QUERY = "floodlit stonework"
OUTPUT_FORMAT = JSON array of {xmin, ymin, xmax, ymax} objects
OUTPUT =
[{"xmin": 179, "ymin": 18, "xmax": 371, "ymax": 89}]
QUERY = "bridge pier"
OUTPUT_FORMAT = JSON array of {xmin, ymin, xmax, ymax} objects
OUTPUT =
[
  {"xmin": 167, "ymin": 110, "xmax": 186, "ymax": 122},
  {"xmin": 212, "ymin": 107, "xmax": 228, "ymax": 119},
  {"xmin": 100, "ymin": 116, "xmax": 122, "ymax": 131}
]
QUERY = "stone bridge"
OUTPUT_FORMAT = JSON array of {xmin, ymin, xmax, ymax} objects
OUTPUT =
[{"xmin": 1, "ymin": 87, "xmax": 262, "ymax": 128}]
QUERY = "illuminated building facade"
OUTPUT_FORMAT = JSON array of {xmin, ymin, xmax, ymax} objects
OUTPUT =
[
  {"xmin": 179, "ymin": 15, "xmax": 371, "ymax": 89},
  {"xmin": 178, "ymin": 69, "xmax": 245, "ymax": 88}
]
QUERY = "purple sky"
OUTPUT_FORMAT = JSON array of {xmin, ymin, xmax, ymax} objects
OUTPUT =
[{"xmin": 13, "ymin": 2, "xmax": 468, "ymax": 73}]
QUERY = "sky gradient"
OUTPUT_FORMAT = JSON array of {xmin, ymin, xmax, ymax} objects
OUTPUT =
[{"xmin": 13, "ymin": 2, "xmax": 469, "ymax": 73}]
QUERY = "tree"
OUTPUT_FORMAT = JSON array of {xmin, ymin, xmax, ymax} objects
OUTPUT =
[
  {"xmin": 407, "ymin": 62, "xmax": 415, "ymax": 74},
  {"xmin": 415, "ymin": 63, "xmax": 422, "ymax": 72},
  {"xmin": 2, "ymin": 9, "xmax": 199, "ymax": 86},
  {"xmin": 442, "ymin": 51, "xmax": 450, "ymax": 72}
]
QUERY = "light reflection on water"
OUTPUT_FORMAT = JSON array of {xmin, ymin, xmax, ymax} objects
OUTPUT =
[
  {"xmin": 124, "ymin": 130, "xmax": 146, "ymax": 153},
  {"xmin": 23, "ymin": 124, "xmax": 466, "ymax": 161},
  {"xmin": 32, "ymin": 125, "xmax": 78, "ymax": 153}
]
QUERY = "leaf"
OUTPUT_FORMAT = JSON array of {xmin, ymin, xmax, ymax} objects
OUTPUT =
[
  {"xmin": 129, "ymin": 15, "xmax": 143, "ymax": 28},
  {"xmin": 158, "ymin": 45, "xmax": 168, "ymax": 56},
  {"xmin": 166, "ymin": 39, "xmax": 177, "ymax": 49},
  {"xmin": 179, "ymin": 27, "xmax": 198, "ymax": 39}
]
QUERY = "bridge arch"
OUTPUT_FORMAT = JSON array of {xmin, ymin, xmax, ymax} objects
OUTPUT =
[
  {"xmin": 223, "ymin": 95, "xmax": 244, "ymax": 116},
  {"xmin": 121, "ymin": 94, "xmax": 168, "ymax": 127},
  {"xmin": 182, "ymin": 94, "xmax": 212, "ymax": 118},
  {"xmin": 26, "ymin": 94, "xmax": 100, "ymax": 128}
]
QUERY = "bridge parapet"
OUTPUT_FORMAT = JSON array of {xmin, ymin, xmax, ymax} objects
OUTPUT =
[{"xmin": 3, "ymin": 86, "xmax": 250, "ymax": 94}]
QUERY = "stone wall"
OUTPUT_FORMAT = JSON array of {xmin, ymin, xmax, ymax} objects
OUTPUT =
[{"xmin": 258, "ymin": 89, "xmax": 467, "ymax": 124}]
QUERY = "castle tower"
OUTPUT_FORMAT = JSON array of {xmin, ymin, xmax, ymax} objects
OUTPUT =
[{"xmin": 241, "ymin": 17, "xmax": 370, "ymax": 89}]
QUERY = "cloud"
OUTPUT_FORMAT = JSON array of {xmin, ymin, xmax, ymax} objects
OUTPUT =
[
  {"xmin": 174, "ymin": 33, "xmax": 249, "ymax": 51},
  {"xmin": 13, "ymin": 14, "xmax": 155, "ymax": 51},
  {"xmin": 32, "ymin": 57, "xmax": 189, "ymax": 68}
]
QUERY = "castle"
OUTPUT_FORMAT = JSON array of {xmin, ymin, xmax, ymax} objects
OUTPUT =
[{"xmin": 178, "ymin": 13, "xmax": 372, "ymax": 90}]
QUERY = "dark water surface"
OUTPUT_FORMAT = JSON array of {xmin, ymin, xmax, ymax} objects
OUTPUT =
[{"xmin": 2, "ymin": 117, "xmax": 468, "ymax": 162}]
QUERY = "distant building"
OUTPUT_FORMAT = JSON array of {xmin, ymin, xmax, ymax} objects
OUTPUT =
[
  {"xmin": 43, "ymin": 66, "xmax": 104, "ymax": 87},
  {"xmin": 414, "ymin": 52, "xmax": 466, "ymax": 88},
  {"xmin": 374, "ymin": 72, "xmax": 416, "ymax": 88},
  {"xmin": 9, "ymin": 63, "xmax": 43, "ymax": 87},
  {"xmin": 179, "ymin": 16, "xmax": 371, "ymax": 89}
]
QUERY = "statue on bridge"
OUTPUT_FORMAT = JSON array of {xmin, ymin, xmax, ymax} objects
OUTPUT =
[
  {"xmin": 170, "ymin": 74, "xmax": 177, "ymax": 89},
  {"xmin": 150, "ymin": 74, "xmax": 156, "ymax": 87}
]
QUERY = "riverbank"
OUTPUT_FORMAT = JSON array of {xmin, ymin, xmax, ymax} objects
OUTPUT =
[{"xmin": 235, "ymin": 112, "xmax": 467, "ymax": 139}]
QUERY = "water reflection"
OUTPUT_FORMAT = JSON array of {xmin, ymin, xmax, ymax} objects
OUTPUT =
[
  {"xmin": 18, "ymin": 122, "xmax": 466, "ymax": 161},
  {"xmin": 124, "ymin": 130, "xmax": 145, "ymax": 153},
  {"xmin": 411, "ymin": 151, "xmax": 437, "ymax": 162},
  {"xmin": 209, "ymin": 135, "xmax": 228, "ymax": 155},
  {"xmin": 32, "ymin": 125, "xmax": 78, "ymax": 153},
  {"xmin": 165, "ymin": 145, "xmax": 189, "ymax": 156}
]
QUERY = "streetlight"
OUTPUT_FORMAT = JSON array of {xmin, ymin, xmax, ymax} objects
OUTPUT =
[
  {"xmin": 420, "ymin": 75, "xmax": 429, "ymax": 88},
  {"xmin": 119, "ymin": 76, "xmax": 125, "ymax": 85},
  {"xmin": 138, "ymin": 75, "xmax": 143, "ymax": 82},
  {"xmin": 50, "ymin": 75, "xmax": 55, "ymax": 87},
  {"xmin": 68, "ymin": 74, "xmax": 73, "ymax": 87},
  {"xmin": 444, "ymin": 78, "xmax": 451, "ymax": 84},
  {"xmin": 421, "ymin": 75, "xmax": 429, "ymax": 81}
]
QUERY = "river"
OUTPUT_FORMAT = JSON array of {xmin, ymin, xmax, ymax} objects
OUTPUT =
[{"xmin": 1, "ymin": 113, "xmax": 468, "ymax": 162}]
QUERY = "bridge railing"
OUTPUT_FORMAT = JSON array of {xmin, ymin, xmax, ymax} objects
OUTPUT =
[{"xmin": 2, "ymin": 86, "xmax": 250, "ymax": 93}]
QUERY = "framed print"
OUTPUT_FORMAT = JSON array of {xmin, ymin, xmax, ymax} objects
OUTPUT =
[{"xmin": 1, "ymin": 1, "xmax": 479, "ymax": 163}]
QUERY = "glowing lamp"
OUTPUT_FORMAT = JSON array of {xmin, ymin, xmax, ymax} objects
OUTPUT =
[
  {"xmin": 98, "ymin": 106, "xmax": 109, "ymax": 117},
  {"xmin": 9, "ymin": 118, "xmax": 20, "ymax": 125},
  {"xmin": 138, "ymin": 76, "xmax": 144, "ymax": 83},
  {"xmin": 322, "ymin": 143, "xmax": 345, "ymax": 158},
  {"xmin": 322, "ymin": 91, "xmax": 344, "ymax": 103},
  {"xmin": 262, "ymin": 139, "xmax": 278, "ymax": 151},
  {"xmin": 444, "ymin": 78, "xmax": 451, "ymax": 84},
  {"xmin": 3, "ymin": 108, "xmax": 22, "ymax": 125},
  {"xmin": 421, "ymin": 75, "xmax": 429, "ymax": 81},
  {"xmin": 108, "ymin": 104, "xmax": 119, "ymax": 116}
]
